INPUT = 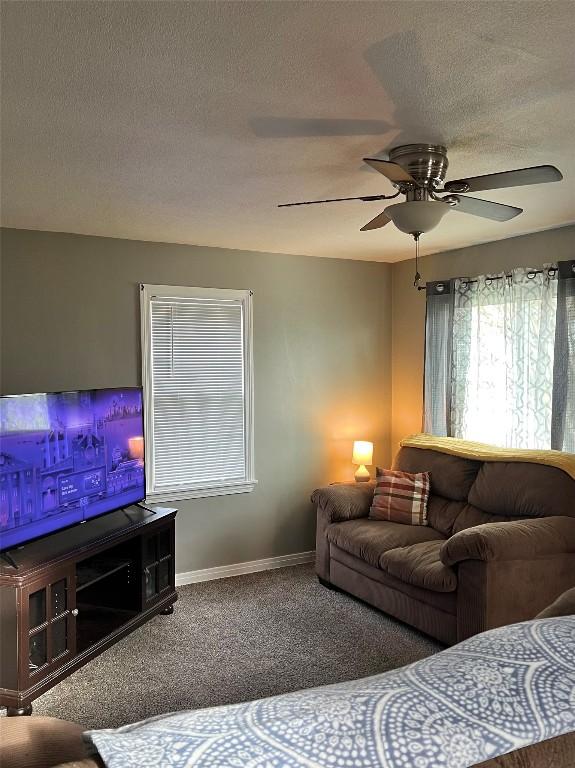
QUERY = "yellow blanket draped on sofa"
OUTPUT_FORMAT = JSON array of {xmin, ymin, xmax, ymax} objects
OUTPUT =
[{"xmin": 400, "ymin": 433, "xmax": 575, "ymax": 481}]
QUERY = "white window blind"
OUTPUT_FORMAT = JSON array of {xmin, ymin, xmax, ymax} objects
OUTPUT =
[{"xmin": 141, "ymin": 284, "xmax": 255, "ymax": 501}]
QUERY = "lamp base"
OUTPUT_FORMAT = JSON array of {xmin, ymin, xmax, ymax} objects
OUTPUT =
[{"xmin": 354, "ymin": 465, "xmax": 370, "ymax": 483}]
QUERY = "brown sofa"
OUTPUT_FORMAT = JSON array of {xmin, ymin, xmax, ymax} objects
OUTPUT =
[{"xmin": 312, "ymin": 446, "xmax": 575, "ymax": 644}]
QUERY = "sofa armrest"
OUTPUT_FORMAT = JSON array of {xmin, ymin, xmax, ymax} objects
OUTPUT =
[
  {"xmin": 311, "ymin": 481, "xmax": 375, "ymax": 524},
  {"xmin": 441, "ymin": 516, "xmax": 575, "ymax": 567}
]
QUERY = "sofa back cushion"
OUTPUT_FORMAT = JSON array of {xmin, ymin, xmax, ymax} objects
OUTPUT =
[
  {"xmin": 392, "ymin": 447, "xmax": 575, "ymax": 535},
  {"xmin": 468, "ymin": 462, "xmax": 575, "ymax": 519},
  {"xmin": 451, "ymin": 504, "xmax": 523, "ymax": 534},
  {"xmin": 393, "ymin": 447, "xmax": 481, "ymax": 501},
  {"xmin": 370, "ymin": 467, "xmax": 430, "ymax": 525},
  {"xmin": 425, "ymin": 496, "xmax": 467, "ymax": 536}
]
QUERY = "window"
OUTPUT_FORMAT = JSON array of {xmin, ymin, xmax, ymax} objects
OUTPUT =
[
  {"xmin": 141, "ymin": 284, "xmax": 255, "ymax": 500},
  {"xmin": 424, "ymin": 262, "xmax": 575, "ymax": 451}
]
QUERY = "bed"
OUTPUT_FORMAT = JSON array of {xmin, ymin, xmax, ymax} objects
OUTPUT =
[
  {"xmin": 84, "ymin": 616, "xmax": 575, "ymax": 767},
  {"xmin": 2, "ymin": 613, "xmax": 574, "ymax": 768}
]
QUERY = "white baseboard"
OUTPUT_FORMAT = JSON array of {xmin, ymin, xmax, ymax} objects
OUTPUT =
[{"xmin": 176, "ymin": 550, "xmax": 315, "ymax": 586}]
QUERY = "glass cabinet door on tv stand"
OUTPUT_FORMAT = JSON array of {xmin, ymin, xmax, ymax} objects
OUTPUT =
[
  {"xmin": 19, "ymin": 567, "xmax": 77, "ymax": 712},
  {"xmin": 142, "ymin": 524, "xmax": 175, "ymax": 611}
]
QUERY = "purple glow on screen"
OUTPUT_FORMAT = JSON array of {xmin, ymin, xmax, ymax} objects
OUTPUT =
[{"xmin": 0, "ymin": 388, "xmax": 145, "ymax": 551}]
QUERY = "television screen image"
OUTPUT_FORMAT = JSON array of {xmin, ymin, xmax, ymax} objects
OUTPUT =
[{"xmin": 0, "ymin": 387, "xmax": 145, "ymax": 551}]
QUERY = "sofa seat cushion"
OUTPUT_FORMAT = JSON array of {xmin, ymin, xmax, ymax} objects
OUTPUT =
[
  {"xmin": 380, "ymin": 540, "xmax": 458, "ymax": 592},
  {"xmin": 326, "ymin": 518, "xmax": 445, "ymax": 569},
  {"xmin": 329, "ymin": 544, "xmax": 457, "ymax": 614}
]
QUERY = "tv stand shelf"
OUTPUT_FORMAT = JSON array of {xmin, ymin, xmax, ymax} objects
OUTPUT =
[
  {"xmin": 76, "ymin": 556, "xmax": 133, "ymax": 592},
  {"xmin": 0, "ymin": 505, "xmax": 177, "ymax": 716}
]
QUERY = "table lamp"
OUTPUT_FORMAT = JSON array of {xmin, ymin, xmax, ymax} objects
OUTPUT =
[{"xmin": 352, "ymin": 440, "xmax": 373, "ymax": 482}]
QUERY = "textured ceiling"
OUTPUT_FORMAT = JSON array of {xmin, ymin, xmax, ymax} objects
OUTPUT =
[{"xmin": 1, "ymin": 1, "xmax": 574, "ymax": 262}]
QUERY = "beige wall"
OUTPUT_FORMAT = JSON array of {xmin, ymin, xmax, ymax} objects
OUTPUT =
[
  {"xmin": 3, "ymin": 224, "xmax": 571, "ymax": 572},
  {"xmin": 389, "ymin": 224, "xmax": 575, "ymax": 456},
  {"xmin": 0, "ymin": 228, "xmax": 392, "ymax": 573}
]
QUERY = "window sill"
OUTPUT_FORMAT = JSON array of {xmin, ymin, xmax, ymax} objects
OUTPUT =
[{"xmin": 146, "ymin": 480, "xmax": 258, "ymax": 503}]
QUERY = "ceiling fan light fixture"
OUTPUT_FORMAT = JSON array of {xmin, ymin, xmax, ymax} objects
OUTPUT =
[{"xmin": 383, "ymin": 200, "xmax": 450, "ymax": 235}]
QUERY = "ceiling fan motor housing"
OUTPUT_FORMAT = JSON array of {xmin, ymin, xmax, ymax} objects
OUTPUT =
[
  {"xmin": 383, "ymin": 145, "xmax": 452, "ymax": 235},
  {"xmin": 388, "ymin": 144, "xmax": 449, "ymax": 190}
]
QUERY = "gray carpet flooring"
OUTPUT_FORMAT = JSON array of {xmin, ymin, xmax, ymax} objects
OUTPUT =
[{"xmin": 31, "ymin": 564, "xmax": 442, "ymax": 729}]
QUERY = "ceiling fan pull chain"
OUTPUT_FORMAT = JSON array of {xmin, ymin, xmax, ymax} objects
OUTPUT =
[{"xmin": 413, "ymin": 233, "xmax": 422, "ymax": 289}]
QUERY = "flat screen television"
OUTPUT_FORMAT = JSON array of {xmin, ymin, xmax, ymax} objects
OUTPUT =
[{"xmin": 0, "ymin": 387, "xmax": 145, "ymax": 551}]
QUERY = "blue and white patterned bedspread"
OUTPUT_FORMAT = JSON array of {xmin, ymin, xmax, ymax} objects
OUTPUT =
[{"xmin": 87, "ymin": 617, "xmax": 575, "ymax": 768}]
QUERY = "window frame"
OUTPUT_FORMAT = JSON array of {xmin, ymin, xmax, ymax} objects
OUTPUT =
[{"xmin": 140, "ymin": 283, "xmax": 256, "ymax": 502}]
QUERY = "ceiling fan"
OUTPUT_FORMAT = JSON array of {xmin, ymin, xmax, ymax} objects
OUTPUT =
[{"xmin": 278, "ymin": 144, "xmax": 563, "ymax": 239}]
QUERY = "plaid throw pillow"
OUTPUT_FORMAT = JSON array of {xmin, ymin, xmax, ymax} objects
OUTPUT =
[{"xmin": 370, "ymin": 467, "xmax": 430, "ymax": 525}]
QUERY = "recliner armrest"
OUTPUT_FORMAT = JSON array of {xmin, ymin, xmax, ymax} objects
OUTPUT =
[
  {"xmin": 441, "ymin": 516, "xmax": 575, "ymax": 566},
  {"xmin": 311, "ymin": 482, "xmax": 375, "ymax": 524}
]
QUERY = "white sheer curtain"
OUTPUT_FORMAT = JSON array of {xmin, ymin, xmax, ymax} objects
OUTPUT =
[{"xmin": 450, "ymin": 266, "xmax": 558, "ymax": 449}]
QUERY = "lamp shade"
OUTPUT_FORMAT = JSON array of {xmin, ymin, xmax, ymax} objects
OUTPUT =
[
  {"xmin": 352, "ymin": 440, "xmax": 373, "ymax": 466},
  {"xmin": 384, "ymin": 200, "xmax": 450, "ymax": 235}
]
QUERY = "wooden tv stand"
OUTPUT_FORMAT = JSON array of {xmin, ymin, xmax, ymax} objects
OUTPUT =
[{"xmin": 0, "ymin": 505, "xmax": 177, "ymax": 716}]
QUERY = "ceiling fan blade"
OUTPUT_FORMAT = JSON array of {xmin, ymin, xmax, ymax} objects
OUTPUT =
[
  {"xmin": 251, "ymin": 117, "xmax": 389, "ymax": 138},
  {"xmin": 450, "ymin": 195, "xmax": 523, "ymax": 222},
  {"xmin": 444, "ymin": 165, "xmax": 563, "ymax": 193},
  {"xmin": 360, "ymin": 211, "xmax": 391, "ymax": 231},
  {"xmin": 363, "ymin": 158, "xmax": 417, "ymax": 184},
  {"xmin": 278, "ymin": 194, "xmax": 392, "ymax": 208}
]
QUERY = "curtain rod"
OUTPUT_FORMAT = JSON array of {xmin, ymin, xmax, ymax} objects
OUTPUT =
[{"xmin": 418, "ymin": 266, "xmax": 558, "ymax": 292}]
